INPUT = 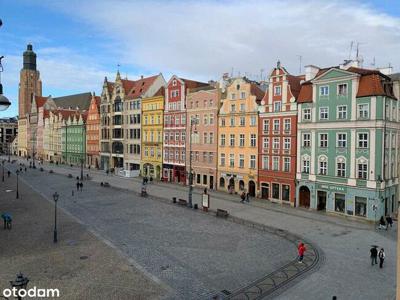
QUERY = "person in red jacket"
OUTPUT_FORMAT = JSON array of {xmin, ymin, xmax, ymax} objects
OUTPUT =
[{"xmin": 298, "ymin": 243, "xmax": 306, "ymax": 263}]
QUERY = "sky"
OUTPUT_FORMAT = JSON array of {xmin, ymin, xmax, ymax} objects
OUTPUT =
[{"xmin": 0, "ymin": 0, "xmax": 399, "ymax": 117}]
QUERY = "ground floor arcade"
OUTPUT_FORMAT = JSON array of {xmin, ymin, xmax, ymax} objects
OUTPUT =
[
  {"xmin": 141, "ymin": 161, "xmax": 162, "ymax": 180},
  {"xmin": 217, "ymin": 172, "xmax": 258, "ymax": 197}
]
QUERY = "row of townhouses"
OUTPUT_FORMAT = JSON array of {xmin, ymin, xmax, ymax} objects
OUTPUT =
[{"xmin": 16, "ymin": 44, "xmax": 400, "ymax": 221}]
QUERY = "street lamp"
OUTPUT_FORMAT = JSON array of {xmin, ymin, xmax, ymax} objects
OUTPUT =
[
  {"xmin": 187, "ymin": 118, "xmax": 197, "ymax": 208},
  {"xmin": 2, "ymin": 160, "xmax": 4, "ymax": 182},
  {"xmin": 15, "ymin": 170, "xmax": 19, "ymax": 199},
  {"xmin": 53, "ymin": 192, "xmax": 59, "ymax": 243},
  {"xmin": 10, "ymin": 272, "xmax": 29, "ymax": 300},
  {"xmin": 8, "ymin": 142, "xmax": 11, "ymax": 162},
  {"xmin": 0, "ymin": 56, "xmax": 11, "ymax": 111},
  {"xmin": 80, "ymin": 158, "xmax": 84, "ymax": 181}
]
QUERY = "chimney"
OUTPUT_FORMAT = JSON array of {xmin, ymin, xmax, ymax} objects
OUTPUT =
[
  {"xmin": 305, "ymin": 65, "xmax": 320, "ymax": 81},
  {"xmin": 141, "ymin": 75, "xmax": 144, "ymax": 79}
]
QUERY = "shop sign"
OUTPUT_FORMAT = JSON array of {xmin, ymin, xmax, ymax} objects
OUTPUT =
[{"xmin": 316, "ymin": 184, "xmax": 347, "ymax": 193}]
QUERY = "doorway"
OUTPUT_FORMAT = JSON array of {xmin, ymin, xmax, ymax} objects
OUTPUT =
[
  {"xmin": 299, "ymin": 186, "xmax": 311, "ymax": 208},
  {"xmin": 261, "ymin": 183, "xmax": 269, "ymax": 199},
  {"xmin": 248, "ymin": 180, "xmax": 256, "ymax": 197},
  {"xmin": 317, "ymin": 191, "xmax": 327, "ymax": 211},
  {"xmin": 210, "ymin": 176, "xmax": 214, "ymax": 190}
]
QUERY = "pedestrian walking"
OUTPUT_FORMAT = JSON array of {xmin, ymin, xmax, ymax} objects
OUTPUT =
[
  {"xmin": 76, "ymin": 181, "xmax": 80, "ymax": 191},
  {"xmin": 378, "ymin": 248, "xmax": 385, "ymax": 268},
  {"xmin": 24, "ymin": 167, "xmax": 27, "ymax": 172},
  {"xmin": 79, "ymin": 182, "xmax": 83, "ymax": 191},
  {"xmin": 246, "ymin": 192, "xmax": 250, "ymax": 203},
  {"xmin": 370, "ymin": 246, "xmax": 378, "ymax": 266},
  {"xmin": 386, "ymin": 215, "xmax": 393, "ymax": 228},
  {"xmin": 7, "ymin": 170, "xmax": 10, "ymax": 177},
  {"xmin": 298, "ymin": 243, "xmax": 306, "ymax": 263},
  {"xmin": 379, "ymin": 216, "xmax": 387, "ymax": 230},
  {"xmin": 240, "ymin": 192, "xmax": 245, "ymax": 203}
]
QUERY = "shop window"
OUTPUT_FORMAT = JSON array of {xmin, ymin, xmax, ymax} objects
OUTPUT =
[
  {"xmin": 272, "ymin": 183, "xmax": 280, "ymax": 199},
  {"xmin": 282, "ymin": 185, "xmax": 290, "ymax": 201},
  {"xmin": 355, "ymin": 197, "xmax": 367, "ymax": 217},
  {"xmin": 335, "ymin": 193, "xmax": 345, "ymax": 213}
]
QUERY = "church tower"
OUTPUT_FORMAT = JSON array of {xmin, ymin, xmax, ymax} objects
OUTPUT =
[{"xmin": 18, "ymin": 44, "xmax": 42, "ymax": 118}]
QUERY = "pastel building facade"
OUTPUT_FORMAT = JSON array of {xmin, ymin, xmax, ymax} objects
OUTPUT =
[
  {"xmin": 186, "ymin": 86, "xmax": 220, "ymax": 190},
  {"xmin": 258, "ymin": 62, "xmax": 302, "ymax": 205},
  {"xmin": 61, "ymin": 112, "xmax": 87, "ymax": 165},
  {"xmin": 217, "ymin": 77, "xmax": 264, "ymax": 196},
  {"xmin": 141, "ymin": 88, "xmax": 165, "ymax": 180},
  {"xmin": 296, "ymin": 63, "xmax": 399, "ymax": 220},
  {"xmin": 86, "ymin": 94, "xmax": 101, "ymax": 168}
]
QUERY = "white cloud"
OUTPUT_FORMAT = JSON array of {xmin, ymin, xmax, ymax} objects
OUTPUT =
[{"xmin": 49, "ymin": 0, "xmax": 400, "ymax": 80}]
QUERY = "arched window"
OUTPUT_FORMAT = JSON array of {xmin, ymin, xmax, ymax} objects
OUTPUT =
[
  {"xmin": 357, "ymin": 157, "xmax": 368, "ymax": 180},
  {"xmin": 336, "ymin": 156, "xmax": 346, "ymax": 177},
  {"xmin": 318, "ymin": 155, "xmax": 328, "ymax": 175}
]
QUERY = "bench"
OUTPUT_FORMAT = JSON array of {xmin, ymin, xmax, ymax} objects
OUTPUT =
[
  {"xmin": 49, "ymin": 170, "xmax": 54, "ymax": 173},
  {"xmin": 178, "ymin": 198, "xmax": 187, "ymax": 205},
  {"xmin": 216, "ymin": 209, "xmax": 229, "ymax": 218}
]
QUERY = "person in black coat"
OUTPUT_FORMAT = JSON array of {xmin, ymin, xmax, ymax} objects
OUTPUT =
[{"xmin": 370, "ymin": 246, "xmax": 378, "ymax": 266}]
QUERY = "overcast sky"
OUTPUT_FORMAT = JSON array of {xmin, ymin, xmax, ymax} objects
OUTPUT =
[{"xmin": 1, "ymin": 0, "xmax": 400, "ymax": 117}]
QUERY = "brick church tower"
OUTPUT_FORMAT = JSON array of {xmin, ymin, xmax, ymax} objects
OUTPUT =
[{"xmin": 18, "ymin": 44, "xmax": 42, "ymax": 117}]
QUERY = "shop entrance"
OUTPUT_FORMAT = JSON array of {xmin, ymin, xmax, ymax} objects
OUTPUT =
[
  {"xmin": 299, "ymin": 186, "xmax": 310, "ymax": 208},
  {"xmin": 317, "ymin": 191, "xmax": 327, "ymax": 211}
]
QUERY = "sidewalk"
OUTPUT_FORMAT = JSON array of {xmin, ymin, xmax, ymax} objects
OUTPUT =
[{"xmin": 0, "ymin": 160, "xmax": 167, "ymax": 300}]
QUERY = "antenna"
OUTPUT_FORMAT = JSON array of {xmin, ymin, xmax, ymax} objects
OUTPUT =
[
  {"xmin": 297, "ymin": 55, "xmax": 302, "ymax": 74},
  {"xmin": 356, "ymin": 42, "xmax": 360, "ymax": 60},
  {"xmin": 230, "ymin": 67, "xmax": 234, "ymax": 77},
  {"xmin": 348, "ymin": 41, "xmax": 354, "ymax": 60},
  {"xmin": 371, "ymin": 57, "xmax": 376, "ymax": 68}
]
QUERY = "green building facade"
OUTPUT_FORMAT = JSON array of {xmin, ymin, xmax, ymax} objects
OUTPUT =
[
  {"xmin": 62, "ymin": 113, "xmax": 86, "ymax": 165},
  {"xmin": 296, "ymin": 65, "xmax": 398, "ymax": 221}
]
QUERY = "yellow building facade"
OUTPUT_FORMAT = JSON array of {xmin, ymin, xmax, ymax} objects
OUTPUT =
[
  {"xmin": 217, "ymin": 78, "xmax": 264, "ymax": 197},
  {"xmin": 141, "ymin": 89, "xmax": 164, "ymax": 180},
  {"xmin": 17, "ymin": 119, "xmax": 28, "ymax": 157}
]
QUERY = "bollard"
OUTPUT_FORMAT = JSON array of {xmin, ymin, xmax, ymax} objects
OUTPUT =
[
  {"xmin": 193, "ymin": 204, "xmax": 198, "ymax": 210},
  {"xmin": 172, "ymin": 197, "xmax": 177, "ymax": 203}
]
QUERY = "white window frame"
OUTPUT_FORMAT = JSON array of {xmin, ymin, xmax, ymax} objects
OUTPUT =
[
  {"xmin": 274, "ymin": 101, "xmax": 282, "ymax": 112},
  {"xmin": 337, "ymin": 105, "xmax": 347, "ymax": 120},
  {"xmin": 357, "ymin": 133, "xmax": 368, "ymax": 148},
  {"xmin": 318, "ymin": 155, "xmax": 328, "ymax": 175},
  {"xmin": 337, "ymin": 83, "xmax": 348, "ymax": 96},
  {"xmin": 320, "ymin": 133, "xmax": 328, "ymax": 148},
  {"xmin": 319, "ymin": 107, "xmax": 329, "ymax": 120},
  {"xmin": 357, "ymin": 103, "xmax": 369, "ymax": 119},
  {"xmin": 336, "ymin": 156, "xmax": 346, "ymax": 177},
  {"xmin": 303, "ymin": 108, "xmax": 311, "ymax": 121},
  {"xmin": 357, "ymin": 157, "xmax": 368, "ymax": 180},
  {"xmin": 303, "ymin": 133, "xmax": 311, "ymax": 147},
  {"xmin": 337, "ymin": 133, "xmax": 347, "ymax": 148},
  {"xmin": 274, "ymin": 86, "xmax": 282, "ymax": 96},
  {"xmin": 283, "ymin": 157, "xmax": 290, "ymax": 172},
  {"xmin": 320, "ymin": 85, "xmax": 329, "ymax": 96}
]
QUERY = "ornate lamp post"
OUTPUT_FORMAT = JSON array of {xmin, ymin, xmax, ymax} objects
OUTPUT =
[
  {"xmin": 187, "ymin": 118, "xmax": 197, "ymax": 208},
  {"xmin": 15, "ymin": 170, "xmax": 19, "ymax": 199},
  {"xmin": 0, "ymin": 20, "xmax": 11, "ymax": 111},
  {"xmin": 53, "ymin": 192, "xmax": 59, "ymax": 243},
  {"xmin": 10, "ymin": 273, "xmax": 29, "ymax": 300}
]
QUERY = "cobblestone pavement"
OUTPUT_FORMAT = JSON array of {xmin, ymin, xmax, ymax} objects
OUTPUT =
[
  {"xmin": 6, "ymin": 157, "xmax": 398, "ymax": 299},
  {"xmin": 0, "ymin": 162, "xmax": 167, "ymax": 300},
  {"xmin": 5, "ymin": 161, "xmax": 299, "ymax": 299}
]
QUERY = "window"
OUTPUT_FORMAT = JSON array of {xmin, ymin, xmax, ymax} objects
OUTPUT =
[
  {"xmin": 230, "ymin": 134, "xmax": 235, "ymax": 147},
  {"xmin": 231, "ymin": 93, "xmax": 236, "ymax": 100},
  {"xmin": 335, "ymin": 193, "xmax": 345, "ymax": 213},
  {"xmin": 282, "ymin": 185, "xmax": 290, "ymax": 201},
  {"xmin": 337, "ymin": 133, "xmax": 347, "ymax": 148},
  {"xmin": 262, "ymin": 156, "xmax": 269, "ymax": 170},
  {"xmin": 263, "ymin": 120, "xmax": 269, "ymax": 132},
  {"xmin": 283, "ymin": 157, "xmax": 290, "ymax": 172},
  {"xmin": 303, "ymin": 133, "xmax": 311, "ymax": 147},
  {"xmin": 358, "ymin": 133, "xmax": 368, "ymax": 148},
  {"xmin": 240, "ymin": 91, "xmax": 246, "ymax": 99},
  {"xmin": 355, "ymin": 197, "xmax": 367, "ymax": 217},
  {"xmin": 240, "ymin": 116, "xmax": 245, "ymax": 126},
  {"xmin": 357, "ymin": 104, "xmax": 369, "ymax": 119},
  {"xmin": 302, "ymin": 156, "xmax": 310, "ymax": 173},
  {"xmin": 203, "ymin": 152, "xmax": 207, "ymax": 162},
  {"xmin": 250, "ymin": 134, "xmax": 257, "ymax": 147},
  {"xmin": 273, "ymin": 156, "xmax": 279, "ymax": 171},
  {"xmin": 203, "ymin": 132, "xmax": 208, "ymax": 144},
  {"xmin": 250, "ymin": 155, "xmax": 256, "ymax": 169},
  {"xmin": 303, "ymin": 108, "xmax": 311, "ymax": 121},
  {"xmin": 240, "ymin": 103, "xmax": 245, "ymax": 112},
  {"xmin": 284, "ymin": 138, "xmax": 290, "ymax": 149},
  {"xmin": 320, "ymin": 86, "xmax": 329, "ymax": 96},
  {"xmin": 272, "ymin": 183, "xmax": 280, "ymax": 199},
  {"xmin": 274, "ymin": 86, "xmax": 281, "ymax": 96},
  {"xmin": 229, "ymin": 154, "xmax": 235, "ymax": 167},
  {"xmin": 239, "ymin": 134, "xmax": 245, "ymax": 147},
  {"xmin": 204, "ymin": 114, "xmax": 208, "ymax": 125},
  {"xmin": 221, "ymin": 118, "xmax": 226, "ymax": 127},
  {"xmin": 220, "ymin": 153, "xmax": 225, "ymax": 166},
  {"xmin": 209, "ymin": 114, "xmax": 214, "ymax": 125},
  {"xmin": 320, "ymin": 133, "xmax": 328, "ymax": 148},
  {"xmin": 231, "ymin": 104, "xmax": 236, "ymax": 112},
  {"xmin": 239, "ymin": 154, "xmax": 244, "ymax": 168},
  {"xmin": 250, "ymin": 116, "xmax": 257, "ymax": 126},
  {"xmin": 274, "ymin": 101, "xmax": 282, "ymax": 112},
  {"xmin": 209, "ymin": 133, "xmax": 214, "ymax": 144},
  {"xmin": 230, "ymin": 117, "xmax": 235, "ymax": 127},
  {"xmin": 319, "ymin": 156, "xmax": 327, "ymax": 175},
  {"xmin": 273, "ymin": 119, "xmax": 280, "ymax": 132},
  {"xmin": 338, "ymin": 83, "xmax": 348, "ymax": 96},
  {"xmin": 263, "ymin": 137, "xmax": 269, "ymax": 149},
  {"xmin": 336, "ymin": 157, "xmax": 346, "ymax": 177},
  {"xmin": 284, "ymin": 119, "xmax": 291, "ymax": 132},
  {"xmin": 319, "ymin": 107, "xmax": 328, "ymax": 120},
  {"xmin": 209, "ymin": 152, "xmax": 214, "ymax": 163},
  {"xmin": 273, "ymin": 138, "xmax": 280, "ymax": 149},
  {"xmin": 357, "ymin": 158, "xmax": 368, "ymax": 180},
  {"xmin": 337, "ymin": 106, "xmax": 347, "ymax": 119}
]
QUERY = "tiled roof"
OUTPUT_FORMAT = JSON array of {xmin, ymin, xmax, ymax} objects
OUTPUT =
[
  {"xmin": 35, "ymin": 96, "xmax": 48, "ymax": 108},
  {"xmin": 250, "ymin": 83, "xmax": 265, "ymax": 102},
  {"xmin": 153, "ymin": 86, "xmax": 165, "ymax": 97},
  {"xmin": 357, "ymin": 74, "xmax": 396, "ymax": 99},
  {"xmin": 121, "ymin": 79, "xmax": 136, "ymax": 94},
  {"xmin": 56, "ymin": 109, "xmax": 79, "ymax": 120},
  {"xmin": 53, "ymin": 92, "xmax": 92, "ymax": 110},
  {"xmin": 181, "ymin": 78, "xmax": 209, "ymax": 90},
  {"xmin": 297, "ymin": 82, "xmax": 313, "ymax": 103},
  {"xmin": 287, "ymin": 75, "xmax": 303, "ymax": 99},
  {"xmin": 126, "ymin": 75, "xmax": 159, "ymax": 99}
]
